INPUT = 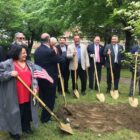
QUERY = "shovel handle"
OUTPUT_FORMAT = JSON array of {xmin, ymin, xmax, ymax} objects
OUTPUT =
[
  {"xmin": 17, "ymin": 76, "xmax": 61, "ymax": 123},
  {"xmin": 109, "ymin": 54, "xmax": 115, "ymax": 90},
  {"xmin": 93, "ymin": 55, "xmax": 100, "ymax": 93},
  {"xmin": 73, "ymin": 56, "xmax": 77, "ymax": 88},
  {"xmin": 57, "ymin": 64, "xmax": 67, "ymax": 105},
  {"xmin": 133, "ymin": 55, "xmax": 138, "ymax": 96}
]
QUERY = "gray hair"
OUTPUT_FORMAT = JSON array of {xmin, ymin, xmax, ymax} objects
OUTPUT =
[
  {"xmin": 15, "ymin": 32, "xmax": 24, "ymax": 39},
  {"xmin": 50, "ymin": 37, "xmax": 58, "ymax": 45}
]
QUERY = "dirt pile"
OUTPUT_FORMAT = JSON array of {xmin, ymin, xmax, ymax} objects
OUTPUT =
[{"xmin": 57, "ymin": 103, "xmax": 140, "ymax": 133}]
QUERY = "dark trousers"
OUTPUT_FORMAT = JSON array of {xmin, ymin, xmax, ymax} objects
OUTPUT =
[
  {"xmin": 38, "ymin": 79, "xmax": 56, "ymax": 123},
  {"xmin": 107, "ymin": 63, "xmax": 121, "ymax": 90},
  {"xmin": 19, "ymin": 102, "xmax": 31, "ymax": 132},
  {"xmin": 129, "ymin": 72, "xmax": 140, "ymax": 96},
  {"xmin": 88, "ymin": 62, "xmax": 102, "ymax": 90},
  {"xmin": 71, "ymin": 64, "xmax": 87, "ymax": 92},
  {"xmin": 57, "ymin": 67, "xmax": 70, "ymax": 92}
]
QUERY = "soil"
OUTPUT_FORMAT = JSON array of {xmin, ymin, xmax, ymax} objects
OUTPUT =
[{"xmin": 57, "ymin": 103, "xmax": 140, "ymax": 133}]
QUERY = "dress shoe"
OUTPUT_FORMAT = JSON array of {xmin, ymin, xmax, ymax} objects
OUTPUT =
[
  {"xmin": 81, "ymin": 92, "xmax": 86, "ymax": 96},
  {"xmin": 9, "ymin": 133, "xmax": 20, "ymax": 140}
]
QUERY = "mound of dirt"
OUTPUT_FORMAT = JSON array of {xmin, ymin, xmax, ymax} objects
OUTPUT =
[{"xmin": 57, "ymin": 103, "xmax": 140, "ymax": 133}]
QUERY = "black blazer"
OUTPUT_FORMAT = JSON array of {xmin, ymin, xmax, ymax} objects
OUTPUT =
[
  {"xmin": 56, "ymin": 44, "xmax": 69, "ymax": 71},
  {"xmin": 104, "ymin": 44, "xmax": 124, "ymax": 68},
  {"xmin": 34, "ymin": 44, "xmax": 64, "ymax": 81},
  {"xmin": 87, "ymin": 43, "xmax": 105, "ymax": 66}
]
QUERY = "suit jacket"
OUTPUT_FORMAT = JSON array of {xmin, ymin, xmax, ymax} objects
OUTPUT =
[
  {"xmin": 87, "ymin": 43, "xmax": 105, "ymax": 66},
  {"xmin": 67, "ymin": 43, "xmax": 90, "ymax": 70},
  {"xmin": 104, "ymin": 43, "xmax": 124, "ymax": 68},
  {"xmin": 34, "ymin": 44, "xmax": 64, "ymax": 84},
  {"xmin": 56, "ymin": 44, "xmax": 69, "ymax": 72},
  {"xmin": 131, "ymin": 45, "xmax": 140, "ymax": 54}
]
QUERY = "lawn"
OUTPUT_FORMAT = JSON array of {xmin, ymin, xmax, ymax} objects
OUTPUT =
[{"xmin": 1, "ymin": 68, "xmax": 140, "ymax": 140}]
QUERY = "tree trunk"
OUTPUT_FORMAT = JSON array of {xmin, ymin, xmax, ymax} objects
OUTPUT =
[
  {"xmin": 27, "ymin": 32, "xmax": 34, "ymax": 55},
  {"xmin": 125, "ymin": 30, "xmax": 134, "ymax": 52}
]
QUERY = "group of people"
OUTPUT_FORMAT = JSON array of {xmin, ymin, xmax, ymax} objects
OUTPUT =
[{"xmin": 0, "ymin": 31, "xmax": 140, "ymax": 140}]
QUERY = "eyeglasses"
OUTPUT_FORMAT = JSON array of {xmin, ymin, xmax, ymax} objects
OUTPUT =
[{"xmin": 17, "ymin": 37, "xmax": 25, "ymax": 40}]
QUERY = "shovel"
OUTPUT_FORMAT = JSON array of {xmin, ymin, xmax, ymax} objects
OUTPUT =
[
  {"xmin": 73, "ymin": 56, "xmax": 80, "ymax": 98},
  {"xmin": 129, "ymin": 54, "xmax": 139, "ymax": 108},
  {"xmin": 57, "ymin": 64, "xmax": 67, "ymax": 106},
  {"xmin": 17, "ymin": 76, "xmax": 73, "ymax": 134},
  {"xmin": 109, "ymin": 54, "xmax": 119, "ymax": 99},
  {"xmin": 93, "ymin": 55, "xmax": 105, "ymax": 102}
]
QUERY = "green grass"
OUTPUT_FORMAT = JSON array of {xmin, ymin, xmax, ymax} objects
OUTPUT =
[{"xmin": 1, "ymin": 68, "xmax": 140, "ymax": 140}]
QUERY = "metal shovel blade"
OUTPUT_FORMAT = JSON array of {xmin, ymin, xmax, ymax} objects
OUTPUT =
[
  {"xmin": 73, "ymin": 89, "xmax": 80, "ymax": 99},
  {"xmin": 129, "ymin": 97, "xmax": 138, "ymax": 108},
  {"xmin": 96, "ymin": 93, "xmax": 105, "ymax": 103},
  {"xmin": 110, "ymin": 90, "xmax": 119, "ymax": 99},
  {"xmin": 59, "ymin": 122, "xmax": 74, "ymax": 134}
]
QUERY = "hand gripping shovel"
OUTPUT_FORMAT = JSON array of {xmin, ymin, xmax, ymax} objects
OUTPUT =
[
  {"xmin": 109, "ymin": 54, "xmax": 119, "ymax": 99},
  {"xmin": 73, "ymin": 56, "xmax": 80, "ymax": 98},
  {"xmin": 17, "ymin": 76, "xmax": 73, "ymax": 134},
  {"xmin": 93, "ymin": 55, "xmax": 105, "ymax": 102},
  {"xmin": 129, "ymin": 54, "xmax": 138, "ymax": 108},
  {"xmin": 57, "ymin": 64, "xmax": 67, "ymax": 106}
]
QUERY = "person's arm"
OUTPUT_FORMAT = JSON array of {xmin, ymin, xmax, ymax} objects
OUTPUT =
[
  {"xmin": 0, "ymin": 60, "xmax": 17, "ymax": 82},
  {"xmin": 67, "ymin": 45, "xmax": 75, "ymax": 59},
  {"xmin": 50, "ymin": 49, "xmax": 65, "ymax": 64},
  {"xmin": 85, "ymin": 48, "xmax": 90, "ymax": 68},
  {"xmin": 101, "ymin": 46, "xmax": 105, "ymax": 66}
]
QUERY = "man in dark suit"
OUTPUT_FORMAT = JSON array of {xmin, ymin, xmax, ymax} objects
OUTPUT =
[
  {"xmin": 87, "ymin": 36, "xmax": 105, "ymax": 90},
  {"xmin": 56, "ymin": 37, "xmax": 70, "ymax": 94},
  {"xmin": 104, "ymin": 35, "xmax": 124, "ymax": 93},
  {"xmin": 8, "ymin": 32, "xmax": 30, "ymax": 60},
  {"xmin": 34, "ymin": 33, "xmax": 64, "ymax": 123},
  {"xmin": 129, "ymin": 38, "xmax": 140, "ymax": 96}
]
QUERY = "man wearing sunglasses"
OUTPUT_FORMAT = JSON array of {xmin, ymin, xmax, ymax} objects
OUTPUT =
[{"xmin": 8, "ymin": 32, "xmax": 30, "ymax": 59}]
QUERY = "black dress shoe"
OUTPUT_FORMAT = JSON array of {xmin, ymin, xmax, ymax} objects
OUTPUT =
[
  {"xmin": 23, "ymin": 128, "xmax": 33, "ymax": 134},
  {"xmin": 81, "ymin": 92, "xmax": 86, "ymax": 96},
  {"xmin": 9, "ymin": 133, "xmax": 20, "ymax": 140}
]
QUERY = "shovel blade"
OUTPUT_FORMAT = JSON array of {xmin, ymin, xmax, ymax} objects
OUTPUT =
[
  {"xmin": 129, "ymin": 97, "xmax": 138, "ymax": 108},
  {"xmin": 73, "ymin": 89, "xmax": 80, "ymax": 99},
  {"xmin": 110, "ymin": 90, "xmax": 119, "ymax": 99},
  {"xmin": 59, "ymin": 122, "xmax": 74, "ymax": 134},
  {"xmin": 96, "ymin": 93, "xmax": 105, "ymax": 103}
]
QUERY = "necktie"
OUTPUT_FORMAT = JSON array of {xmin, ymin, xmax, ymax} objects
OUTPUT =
[
  {"xmin": 113, "ymin": 45, "xmax": 118, "ymax": 63},
  {"xmin": 96, "ymin": 45, "xmax": 100, "ymax": 63}
]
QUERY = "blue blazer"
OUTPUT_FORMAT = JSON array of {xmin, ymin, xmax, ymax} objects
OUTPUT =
[
  {"xmin": 87, "ymin": 43, "xmax": 105, "ymax": 66},
  {"xmin": 34, "ymin": 44, "xmax": 64, "ymax": 81}
]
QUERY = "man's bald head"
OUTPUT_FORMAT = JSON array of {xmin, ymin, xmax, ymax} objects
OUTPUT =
[{"xmin": 40, "ymin": 33, "xmax": 50, "ymax": 43}]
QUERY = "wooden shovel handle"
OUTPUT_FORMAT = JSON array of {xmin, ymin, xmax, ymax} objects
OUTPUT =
[
  {"xmin": 73, "ymin": 56, "xmax": 77, "ymax": 88},
  {"xmin": 109, "ymin": 54, "xmax": 114, "ymax": 89},
  {"xmin": 17, "ymin": 76, "xmax": 61, "ymax": 123},
  {"xmin": 133, "ymin": 55, "xmax": 138, "ymax": 96},
  {"xmin": 57, "ymin": 64, "xmax": 67, "ymax": 105},
  {"xmin": 93, "ymin": 55, "xmax": 100, "ymax": 93}
]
